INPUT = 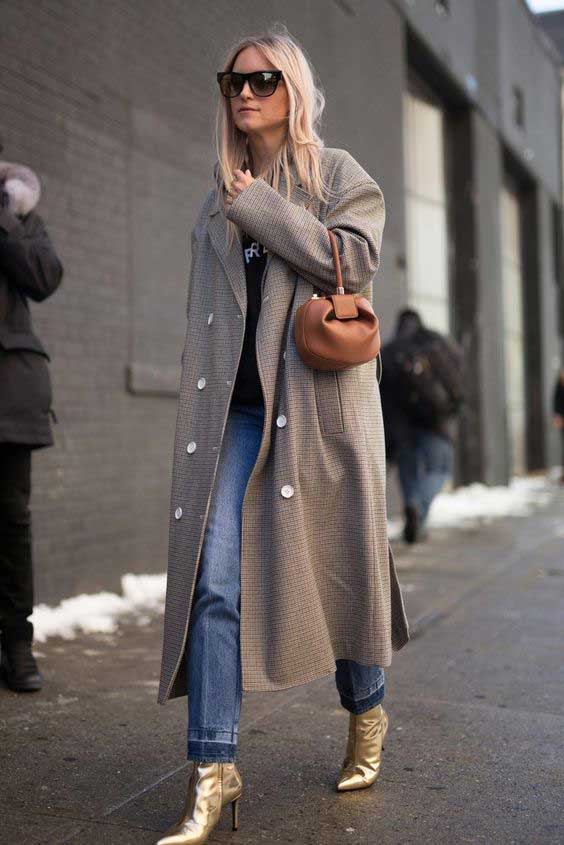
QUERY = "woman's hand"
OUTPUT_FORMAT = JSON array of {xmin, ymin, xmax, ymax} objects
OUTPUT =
[
  {"xmin": 225, "ymin": 169, "xmax": 254, "ymax": 208},
  {"xmin": 554, "ymin": 414, "xmax": 563, "ymax": 430}
]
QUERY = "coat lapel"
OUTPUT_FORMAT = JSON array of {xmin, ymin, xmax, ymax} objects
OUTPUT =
[{"xmin": 206, "ymin": 162, "xmax": 313, "ymax": 316}]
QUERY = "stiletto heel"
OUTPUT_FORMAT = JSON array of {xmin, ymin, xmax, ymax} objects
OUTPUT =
[
  {"xmin": 156, "ymin": 761, "xmax": 243, "ymax": 843},
  {"xmin": 231, "ymin": 795, "xmax": 240, "ymax": 831}
]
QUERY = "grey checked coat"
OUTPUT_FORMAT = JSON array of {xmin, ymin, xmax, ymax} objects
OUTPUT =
[{"xmin": 157, "ymin": 147, "xmax": 410, "ymax": 705}]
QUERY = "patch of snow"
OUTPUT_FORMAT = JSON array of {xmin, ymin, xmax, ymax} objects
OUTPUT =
[
  {"xmin": 388, "ymin": 518, "xmax": 404, "ymax": 541},
  {"xmin": 526, "ymin": 0, "xmax": 564, "ymax": 14},
  {"xmin": 388, "ymin": 473, "xmax": 556, "ymax": 535},
  {"xmin": 427, "ymin": 475, "xmax": 554, "ymax": 527},
  {"xmin": 31, "ymin": 573, "xmax": 166, "ymax": 643}
]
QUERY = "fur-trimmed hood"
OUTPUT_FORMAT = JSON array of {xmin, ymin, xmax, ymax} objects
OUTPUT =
[{"xmin": 0, "ymin": 161, "xmax": 41, "ymax": 216}]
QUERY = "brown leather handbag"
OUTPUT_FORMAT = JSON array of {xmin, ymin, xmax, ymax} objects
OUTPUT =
[{"xmin": 294, "ymin": 228, "xmax": 381, "ymax": 371}]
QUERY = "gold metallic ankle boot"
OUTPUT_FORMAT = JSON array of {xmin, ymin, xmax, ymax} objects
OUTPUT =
[
  {"xmin": 336, "ymin": 703, "xmax": 389, "ymax": 791},
  {"xmin": 156, "ymin": 760, "xmax": 242, "ymax": 844}
]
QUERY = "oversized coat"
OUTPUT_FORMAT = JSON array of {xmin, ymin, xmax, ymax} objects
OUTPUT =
[{"xmin": 157, "ymin": 146, "xmax": 410, "ymax": 705}]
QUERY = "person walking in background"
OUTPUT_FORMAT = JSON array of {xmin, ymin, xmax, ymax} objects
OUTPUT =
[
  {"xmin": 552, "ymin": 367, "xmax": 564, "ymax": 484},
  {"xmin": 155, "ymin": 27, "xmax": 409, "ymax": 845},
  {"xmin": 0, "ymin": 154, "xmax": 64, "ymax": 692},
  {"xmin": 380, "ymin": 308, "xmax": 464, "ymax": 544}
]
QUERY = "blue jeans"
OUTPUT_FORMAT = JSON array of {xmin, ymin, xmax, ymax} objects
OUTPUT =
[
  {"xmin": 186, "ymin": 400, "xmax": 385, "ymax": 763},
  {"xmin": 397, "ymin": 429, "xmax": 453, "ymax": 525}
]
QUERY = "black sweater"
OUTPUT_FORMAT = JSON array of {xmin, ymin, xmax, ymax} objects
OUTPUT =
[{"xmin": 231, "ymin": 231, "xmax": 268, "ymax": 407}]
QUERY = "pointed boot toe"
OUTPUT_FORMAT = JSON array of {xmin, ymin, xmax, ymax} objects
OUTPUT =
[{"xmin": 336, "ymin": 704, "xmax": 389, "ymax": 792}]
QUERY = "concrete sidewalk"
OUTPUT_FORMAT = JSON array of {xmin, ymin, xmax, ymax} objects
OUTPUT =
[{"xmin": 1, "ymin": 487, "xmax": 563, "ymax": 844}]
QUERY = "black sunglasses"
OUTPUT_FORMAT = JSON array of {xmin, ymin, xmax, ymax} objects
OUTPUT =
[{"xmin": 217, "ymin": 70, "xmax": 284, "ymax": 98}]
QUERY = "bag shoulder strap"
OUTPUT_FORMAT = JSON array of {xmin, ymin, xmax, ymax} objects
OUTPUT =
[{"xmin": 327, "ymin": 229, "xmax": 344, "ymax": 294}]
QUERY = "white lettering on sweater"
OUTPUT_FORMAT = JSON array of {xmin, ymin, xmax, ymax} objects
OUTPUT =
[{"xmin": 244, "ymin": 240, "xmax": 268, "ymax": 264}]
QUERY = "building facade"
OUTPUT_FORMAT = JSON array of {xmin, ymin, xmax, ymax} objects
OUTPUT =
[{"xmin": 1, "ymin": 0, "xmax": 562, "ymax": 602}]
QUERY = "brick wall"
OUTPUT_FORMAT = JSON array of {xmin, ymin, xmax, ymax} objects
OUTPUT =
[{"xmin": 0, "ymin": 0, "xmax": 220, "ymax": 602}]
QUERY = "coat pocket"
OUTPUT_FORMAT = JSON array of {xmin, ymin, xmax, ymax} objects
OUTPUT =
[{"xmin": 313, "ymin": 369, "xmax": 345, "ymax": 434}]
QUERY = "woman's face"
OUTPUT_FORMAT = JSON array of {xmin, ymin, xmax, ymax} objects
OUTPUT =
[{"xmin": 230, "ymin": 46, "xmax": 289, "ymax": 142}]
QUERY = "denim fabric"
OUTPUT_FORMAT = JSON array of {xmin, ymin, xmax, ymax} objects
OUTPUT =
[
  {"xmin": 185, "ymin": 400, "xmax": 386, "ymax": 763},
  {"xmin": 397, "ymin": 429, "xmax": 454, "ymax": 524},
  {"xmin": 334, "ymin": 658, "xmax": 385, "ymax": 714}
]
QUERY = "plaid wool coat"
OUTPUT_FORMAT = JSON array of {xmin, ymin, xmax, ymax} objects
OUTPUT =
[{"xmin": 157, "ymin": 147, "xmax": 410, "ymax": 705}]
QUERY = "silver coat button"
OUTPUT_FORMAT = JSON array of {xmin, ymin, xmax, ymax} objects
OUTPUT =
[
  {"xmin": 276, "ymin": 414, "xmax": 287, "ymax": 428},
  {"xmin": 283, "ymin": 351, "xmax": 286, "ymax": 360},
  {"xmin": 197, "ymin": 377, "xmax": 206, "ymax": 390},
  {"xmin": 187, "ymin": 441, "xmax": 197, "ymax": 454},
  {"xmin": 281, "ymin": 484, "xmax": 294, "ymax": 498},
  {"xmin": 207, "ymin": 312, "xmax": 213, "ymax": 325},
  {"xmin": 174, "ymin": 507, "xmax": 183, "ymax": 519}
]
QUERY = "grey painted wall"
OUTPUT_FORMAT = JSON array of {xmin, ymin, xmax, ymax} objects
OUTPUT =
[
  {"xmin": 472, "ymin": 112, "xmax": 511, "ymax": 485},
  {"xmin": 396, "ymin": 0, "xmax": 562, "ymax": 200}
]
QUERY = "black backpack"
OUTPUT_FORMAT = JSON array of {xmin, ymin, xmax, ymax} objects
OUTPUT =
[{"xmin": 385, "ymin": 330, "xmax": 464, "ymax": 429}]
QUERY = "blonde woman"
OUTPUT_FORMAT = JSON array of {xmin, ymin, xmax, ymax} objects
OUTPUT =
[{"xmin": 156, "ymin": 26, "xmax": 409, "ymax": 845}]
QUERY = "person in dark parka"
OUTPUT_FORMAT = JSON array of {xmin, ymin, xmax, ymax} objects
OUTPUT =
[
  {"xmin": 0, "ymin": 157, "xmax": 63, "ymax": 692},
  {"xmin": 552, "ymin": 367, "xmax": 564, "ymax": 484},
  {"xmin": 380, "ymin": 308, "xmax": 464, "ymax": 544}
]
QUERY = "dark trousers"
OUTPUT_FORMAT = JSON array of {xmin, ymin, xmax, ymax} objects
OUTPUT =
[{"xmin": 0, "ymin": 443, "xmax": 34, "ymax": 627}]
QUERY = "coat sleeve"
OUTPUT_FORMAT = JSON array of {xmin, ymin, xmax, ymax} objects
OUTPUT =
[
  {"xmin": 0, "ymin": 209, "xmax": 64, "ymax": 302},
  {"xmin": 224, "ymin": 175, "xmax": 385, "ymax": 296}
]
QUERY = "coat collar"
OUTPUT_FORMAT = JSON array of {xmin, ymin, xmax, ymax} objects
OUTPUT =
[{"xmin": 206, "ymin": 159, "xmax": 312, "ymax": 317}]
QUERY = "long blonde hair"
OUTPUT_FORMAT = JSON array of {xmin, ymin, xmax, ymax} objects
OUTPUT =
[{"xmin": 215, "ymin": 24, "xmax": 337, "ymax": 249}]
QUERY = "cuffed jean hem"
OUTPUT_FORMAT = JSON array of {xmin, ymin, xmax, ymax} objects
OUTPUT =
[
  {"xmin": 187, "ymin": 740, "xmax": 237, "ymax": 762},
  {"xmin": 338, "ymin": 683, "xmax": 385, "ymax": 715}
]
